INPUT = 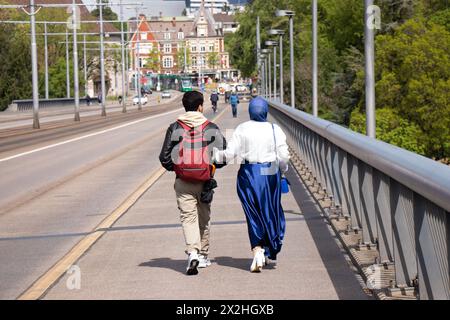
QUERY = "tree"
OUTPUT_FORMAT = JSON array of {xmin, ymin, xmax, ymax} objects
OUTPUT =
[
  {"xmin": 144, "ymin": 48, "xmax": 160, "ymax": 73},
  {"xmin": 176, "ymin": 45, "xmax": 191, "ymax": 72},
  {"xmin": 207, "ymin": 51, "xmax": 219, "ymax": 70},
  {"xmin": 350, "ymin": 108, "xmax": 426, "ymax": 155},
  {"xmin": 91, "ymin": 0, "xmax": 120, "ymax": 31},
  {"xmin": 372, "ymin": 18, "xmax": 450, "ymax": 159},
  {"xmin": 0, "ymin": 22, "xmax": 31, "ymax": 111}
]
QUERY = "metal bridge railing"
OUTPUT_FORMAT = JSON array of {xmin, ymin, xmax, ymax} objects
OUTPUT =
[{"xmin": 268, "ymin": 100, "xmax": 450, "ymax": 300}]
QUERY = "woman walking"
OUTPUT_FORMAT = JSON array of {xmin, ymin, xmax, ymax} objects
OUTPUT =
[{"xmin": 214, "ymin": 97, "xmax": 290, "ymax": 272}]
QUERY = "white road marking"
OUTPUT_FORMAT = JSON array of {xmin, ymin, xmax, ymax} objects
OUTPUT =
[{"xmin": 0, "ymin": 108, "xmax": 183, "ymax": 164}]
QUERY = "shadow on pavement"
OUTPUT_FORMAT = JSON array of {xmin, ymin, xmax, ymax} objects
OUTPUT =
[
  {"xmin": 139, "ymin": 258, "xmax": 186, "ymax": 274},
  {"xmin": 286, "ymin": 166, "xmax": 368, "ymax": 300}
]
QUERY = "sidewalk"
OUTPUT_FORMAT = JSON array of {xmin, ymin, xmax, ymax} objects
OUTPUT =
[{"xmin": 43, "ymin": 103, "xmax": 368, "ymax": 300}]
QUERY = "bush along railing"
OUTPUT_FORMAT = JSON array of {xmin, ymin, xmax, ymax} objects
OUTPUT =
[{"xmin": 268, "ymin": 100, "xmax": 450, "ymax": 300}]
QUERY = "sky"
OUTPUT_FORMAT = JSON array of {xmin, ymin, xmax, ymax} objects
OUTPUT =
[{"xmin": 82, "ymin": 0, "xmax": 187, "ymax": 19}]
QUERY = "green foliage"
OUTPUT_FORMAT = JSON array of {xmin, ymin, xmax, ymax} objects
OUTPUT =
[
  {"xmin": 207, "ymin": 51, "xmax": 220, "ymax": 69},
  {"xmin": 0, "ymin": 22, "xmax": 32, "ymax": 111},
  {"xmin": 91, "ymin": 0, "xmax": 120, "ymax": 31},
  {"xmin": 225, "ymin": 0, "xmax": 449, "ymax": 159},
  {"xmin": 145, "ymin": 48, "xmax": 161, "ymax": 72},
  {"xmin": 374, "ymin": 18, "xmax": 450, "ymax": 158},
  {"xmin": 176, "ymin": 46, "xmax": 191, "ymax": 71},
  {"xmin": 350, "ymin": 108, "xmax": 427, "ymax": 155}
]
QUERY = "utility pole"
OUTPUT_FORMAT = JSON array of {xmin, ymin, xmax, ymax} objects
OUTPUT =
[
  {"xmin": 312, "ymin": 0, "xmax": 318, "ymax": 117},
  {"xmin": 184, "ymin": 43, "xmax": 187, "ymax": 75},
  {"xmin": 99, "ymin": 1, "xmax": 107, "ymax": 116},
  {"xmin": 83, "ymin": 34, "xmax": 87, "ymax": 95},
  {"xmin": 66, "ymin": 30, "xmax": 70, "ymax": 98},
  {"xmin": 44, "ymin": 22, "xmax": 49, "ymax": 100},
  {"xmin": 289, "ymin": 15, "xmax": 294, "ymax": 108},
  {"xmin": 135, "ymin": 10, "xmax": 142, "ymax": 111},
  {"xmin": 256, "ymin": 16, "xmax": 261, "ymax": 95},
  {"xmin": 30, "ymin": 0, "xmax": 40, "ymax": 129},
  {"xmin": 72, "ymin": 0, "xmax": 80, "ymax": 121},
  {"xmin": 365, "ymin": 0, "xmax": 376, "ymax": 138},
  {"xmin": 268, "ymin": 53, "xmax": 271, "ymax": 100},
  {"xmin": 273, "ymin": 46, "xmax": 277, "ymax": 101},
  {"xmin": 120, "ymin": 0, "xmax": 127, "ymax": 113}
]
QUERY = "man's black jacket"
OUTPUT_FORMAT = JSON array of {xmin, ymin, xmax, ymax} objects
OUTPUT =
[{"xmin": 159, "ymin": 120, "xmax": 227, "ymax": 172}]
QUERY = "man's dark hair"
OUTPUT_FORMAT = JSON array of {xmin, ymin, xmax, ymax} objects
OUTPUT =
[{"xmin": 182, "ymin": 91, "xmax": 204, "ymax": 112}]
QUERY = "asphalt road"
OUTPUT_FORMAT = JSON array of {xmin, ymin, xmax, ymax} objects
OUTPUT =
[{"xmin": 0, "ymin": 95, "xmax": 221, "ymax": 299}]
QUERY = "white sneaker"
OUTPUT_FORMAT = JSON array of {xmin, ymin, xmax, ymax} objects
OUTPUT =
[
  {"xmin": 265, "ymin": 257, "xmax": 277, "ymax": 269},
  {"xmin": 250, "ymin": 248, "xmax": 265, "ymax": 273},
  {"xmin": 186, "ymin": 251, "xmax": 199, "ymax": 275},
  {"xmin": 198, "ymin": 254, "xmax": 211, "ymax": 268}
]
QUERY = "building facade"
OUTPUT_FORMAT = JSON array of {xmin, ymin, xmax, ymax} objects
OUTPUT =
[{"xmin": 128, "ymin": 1, "xmax": 233, "ymax": 81}]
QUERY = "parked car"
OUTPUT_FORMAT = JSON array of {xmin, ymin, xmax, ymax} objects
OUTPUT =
[
  {"xmin": 133, "ymin": 95, "xmax": 148, "ymax": 105},
  {"xmin": 161, "ymin": 90, "xmax": 171, "ymax": 99}
]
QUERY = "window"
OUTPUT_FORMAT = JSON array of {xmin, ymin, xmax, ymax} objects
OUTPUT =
[
  {"xmin": 164, "ymin": 32, "xmax": 171, "ymax": 40},
  {"xmin": 178, "ymin": 32, "xmax": 184, "ymax": 40},
  {"xmin": 141, "ymin": 33, "xmax": 147, "ymax": 40},
  {"xmin": 192, "ymin": 56, "xmax": 197, "ymax": 67},
  {"xmin": 164, "ymin": 43, "xmax": 172, "ymax": 53},
  {"xmin": 209, "ymin": 45, "xmax": 214, "ymax": 52},
  {"xmin": 163, "ymin": 56, "xmax": 173, "ymax": 68},
  {"xmin": 191, "ymin": 46, "xmax": 197, "ymax": 52},
  {"xmin": 200, "ymin": 46, "xmax": 206, "ymax": 52}
]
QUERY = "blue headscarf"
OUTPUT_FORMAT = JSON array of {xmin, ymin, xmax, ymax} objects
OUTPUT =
[{"xmin": 249, "ymin": 96, "xmax": 268, "ymax": 122}]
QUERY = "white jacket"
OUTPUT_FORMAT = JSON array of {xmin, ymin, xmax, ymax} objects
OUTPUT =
[{"xmin": 215, "ymin": 120, "xmax": 290, "ymax": 172}]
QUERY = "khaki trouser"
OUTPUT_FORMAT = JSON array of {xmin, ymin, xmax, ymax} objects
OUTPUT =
[{"xmin": 174, "ymin": 178, "xmax": 211, "ymax": 256}]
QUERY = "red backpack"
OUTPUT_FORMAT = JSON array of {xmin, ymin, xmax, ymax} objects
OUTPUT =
[{"xmin": 174, "ymin": 120, "xmax": 212, "ymax": 182}]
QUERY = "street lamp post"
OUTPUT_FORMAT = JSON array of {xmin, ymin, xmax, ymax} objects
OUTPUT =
[
  {"xmin": 365, "ymin": 0, "xmax": 376, "ymax": 138},
  {"xmin": 83, "ymin": 34, "xmax": 87, "ymax": 95},
  {"xmin": 120, "ymin": 0, "xmax": 127, "ymax": 113},
  {"xmin": 30, "ymin": 0, "xmax": 40, "ymax": 129},
  {"xmin": 265, "ymin": 40, "xmax": 279, "ymax": 101},
  {"xmin": 260, "ymin": 53, "xmax": 265, "ymax": 97},
  {"xmin": 44, "ymin": 22, "xmax": 49, "ymax": 100},
  {"xmin": 99, "ymin": 3, "xmax": 107, "ymax": 116},
  {"xmin": 256, "ymin": 16, "xmax": 261, "ymax": 95},
  {"xmin": 276, "ymin": 9, "xmax": 295, "ymax": 108},
  {"xmin": 66, "ymin": 30, "xmax": 70, "ymax": 98},
  {"xmin": 261, "ymin": 49, "xmax": 271, "ymax": 99},
  {"xmin": 312, "ymin": 0, "xmax": 318, "ymax": 117},
  {"xmin": 268, "ymin": 29, "xmax": 285, "ymax": 104},
  {"xmin": 128, "ymin": 6, "xmax": 144, "ymax": 111},
  {"xmin": 72, "ymin": 0, "xmax": 80, "ymax": 122}
]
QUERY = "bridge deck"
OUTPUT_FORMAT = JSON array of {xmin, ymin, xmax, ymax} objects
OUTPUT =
[{"xmin": 43, "ymin": 103, "xmax": 368, "ymax": 300}]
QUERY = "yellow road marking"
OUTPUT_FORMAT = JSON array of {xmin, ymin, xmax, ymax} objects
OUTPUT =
[{"xmin": 17, "ymin": 105, "xmax": 229, "ymax": 300}]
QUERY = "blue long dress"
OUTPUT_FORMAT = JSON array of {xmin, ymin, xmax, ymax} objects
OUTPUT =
[
  {"xmin": 235, "ymin": 97, "xmax": 286, "ymax": 261},
  {"xmin": 237, "ymin": 162, "xmax": 286, "ymax": 260}
]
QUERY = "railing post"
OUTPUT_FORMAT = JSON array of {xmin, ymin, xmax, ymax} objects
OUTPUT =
[
  {"xmin": 391, "ymin": 182, "xmax": 417, "ymax": 289},
  {"xmin": 414, "ymin": 196, "xmax": 450, "ymax": 299}
]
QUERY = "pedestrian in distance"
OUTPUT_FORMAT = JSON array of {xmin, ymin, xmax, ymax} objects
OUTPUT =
[
  {"xmin": 159, "ymin": 91, "xmax": 227, "ymax": 276},
  {"xmin": 210, "ymin": 90, "xmax": 219, "ymax": 113},
  {"xmin": 118, "ymin": 95, "xmax": 123, "ymax": 104},
  {"xmin": 229, "ymin": 91, "xmax": 239, "ymax": 118},
  {"xmin": 214, "ymin": 97, "xmax": 290, "ymax": 273},
  {"xmin": 97, "ymin": 92, "xmax": 102, "ymax": 105},
  {"xmin": 86, "ymin": 94, "xmax": 91, "ymax": 106}
]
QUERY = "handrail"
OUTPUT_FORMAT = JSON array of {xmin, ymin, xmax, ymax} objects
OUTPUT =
[
  {"xmin": 269, "ymin": 100, "xmax": 450, "ymax": 212},
  {"xmin": 268, "ymin": 99, "xmax": 450, "ymax": 300}
]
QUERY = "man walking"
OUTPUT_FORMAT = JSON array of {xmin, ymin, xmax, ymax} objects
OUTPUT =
[
  {"xmin": 229, "ymin": 92, "xmax": 239, "ymax": 118},
  {"xmin": 159, "ymin": 91, "xmax": 227, "ymax": 275},
  {"xmin": 210, "ymin": 90, "xmax": 219, "ymax": 113}
]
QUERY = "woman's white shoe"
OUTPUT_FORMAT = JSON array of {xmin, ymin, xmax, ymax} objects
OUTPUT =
[{"xmin": 250, "ymin": 248, "xmax": 265, "ymax": 273}]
